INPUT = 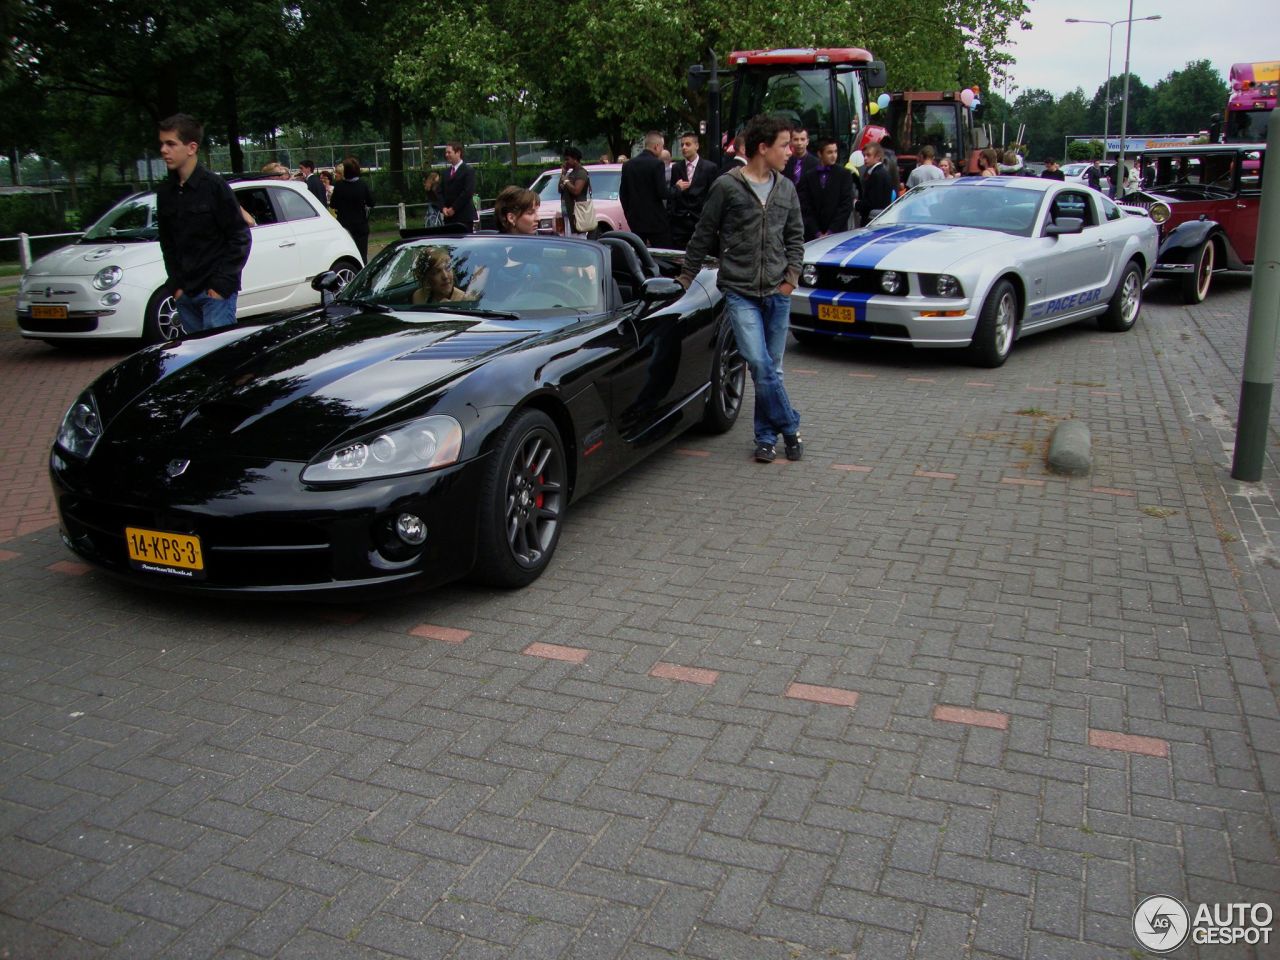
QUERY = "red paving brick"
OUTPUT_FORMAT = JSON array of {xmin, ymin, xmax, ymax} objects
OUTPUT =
[
  {"xmin": 914, "ymin": 470, "xmax": 958, "ymax": 480},
  {"xmin": 649, "ymin": 662, "xmax": 719, "ymax": 685},
  {"xmin": 1000, "ymin": 477, "xmax": 1045, "ymax": 487},
  {"xmin": 411, "ymin": 623, "xmax": 471, "ymax": 643},
  {"xmin": 523, "ymin": 642, "xmax": 590, "ymax": 663},
  {"xmin": 47, "ymin": 560, "xmax": 91, "ymax": 576},
  {"xmin": 785, "ymin": 682, "xmax": 859, "ymax": 708},
  {"xmin": 1088, "ymin": 730, "xmax": 1170, "ymax": 757},
  {"xmin": 933, "ymin": 705, "xmax": 1009, "ymax": 730},
  {"xmin": 674, "ymin": 448, "xmax": 711, "ymax": 458},
  {"xmin": 0, "ymin": 549, "xmax": 18, "ymax": 561},
  {"xmin": 0, "ymin": 333, "xmax": 129, "ymax": 544}
]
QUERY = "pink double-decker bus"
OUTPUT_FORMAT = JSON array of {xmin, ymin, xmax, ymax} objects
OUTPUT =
[{"xmin": 1225, "ymin": 61, "xmax": 1277, "ymax": 142}]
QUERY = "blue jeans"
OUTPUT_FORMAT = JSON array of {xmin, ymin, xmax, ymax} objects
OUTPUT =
[
  {"xmin": 724, "ymin": 290, "xmax": 800, "ymax": 446},
  {"xmin": 176, "ymin": 291, "xmax": 238, "ymax": 335}
]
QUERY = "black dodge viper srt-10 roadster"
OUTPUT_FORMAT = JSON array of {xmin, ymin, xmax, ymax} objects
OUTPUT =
[{"xmin": 51, "ymin": 231, "xmax": 745, "ymax": 593}]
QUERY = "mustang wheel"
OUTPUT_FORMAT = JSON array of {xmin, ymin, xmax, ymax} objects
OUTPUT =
[
  {"xmin": 1099, "ymin": 260, "xmax": 1142, "ymax": 332},
  {"xmin": 473, "ymin": 409, "xmax": 567, "ymax": 588},
  {"xmin": 1180, "ymin": 240, "xmax": 1214, "ymax": 304},
  {"xmin": 143, "ymin": 289, "xmax": 183, "ymax": 344},
  {"xmin": 968, "ymin": 279, "xmax": 1017, "ymax": 368},
  {"xmin": 700, "ymin": 324, "xmax": 746, "ymax": 433}
]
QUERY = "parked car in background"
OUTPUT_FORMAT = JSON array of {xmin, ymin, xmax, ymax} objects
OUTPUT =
[
  {"xmin": 1063, "ymin": 161, "xmax": 1111, "ymax": 195},
  {"xmin": 17, "ymin": 180, "xmax": 363, "ymax": 345},
  {"xmin": 1126, "ymin": 142, "xmax": 1266, "ymax": 303},
  {"xmin": 479, "ymin": 164, "xmax": 629, "ymax": 234},
  {"xmin": 790, "ymin": 176, "xmax": 1158, "ymax": 367}
]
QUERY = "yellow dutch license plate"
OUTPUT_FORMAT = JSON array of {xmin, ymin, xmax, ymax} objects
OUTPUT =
[
  {"xmin": 125, "ymin": 526, "xmax": 205, "ymax": 578},
  {"xmin": 31, "ymin": 304, "xmax": 69, "ymax": 320},
  {"xmin": 817, "ymin": 304, "xmax": 856, "ymax": 323}
]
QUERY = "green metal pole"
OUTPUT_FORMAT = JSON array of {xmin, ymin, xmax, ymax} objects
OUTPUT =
[{"xmin": 1231, "ymin": 111, "xmax": 1280, "ymax": 481}]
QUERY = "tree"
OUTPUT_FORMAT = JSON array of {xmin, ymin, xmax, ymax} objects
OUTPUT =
[
  {"xmin": 1011, "ymin": 88, "xmax": 1056, "ymax": 161},
  {"xmin": 1148, "ymin": 60, "xmax": 1227, "ymax": 134},
  {"xmin": 1087, "ymin": 72, "xmax": 1152, "ymax": 140}
]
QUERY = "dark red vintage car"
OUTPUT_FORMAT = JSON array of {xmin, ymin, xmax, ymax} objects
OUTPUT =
[{"xmin": 1128, "ymin": 142, "xmax": 1265, "ymax": 303}]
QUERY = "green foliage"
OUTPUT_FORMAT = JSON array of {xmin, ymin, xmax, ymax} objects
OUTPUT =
[
  {"xmin": 0, "ymin": 193, "xmax": 67, "ymax": 237},
  {"xmin": 1066, "ymin": 139, "xmax": 1104, "ymax": 161},
  {"xmin": 1147, "ymin": 60, "xmax": 1228, "ymax": 133}
]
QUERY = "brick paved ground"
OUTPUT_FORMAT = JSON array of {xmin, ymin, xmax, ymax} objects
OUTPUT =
[{"xmin": 1, "ymin": 277, "xmax": 1278, "ymax": 959}]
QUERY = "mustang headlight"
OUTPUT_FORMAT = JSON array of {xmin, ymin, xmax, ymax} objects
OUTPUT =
[
  {"xmin": 56, "ymin": 390, "xmax": 103, "ymax": 460},
  {"xmin": 879, "ymin": 270, "xmax": 906, "ymax": 295},
  {"xmin": 920, "ymin": 274, "xmax": 964, "ymax": 298},
  {"xmin": 800, "ymin": 263, "xmax": 819, "ymax": 287},
  {"xmin": 302, "ymin": 414, "xmax": 462, "ymax": 483},
  {"xmin": 1148, "ymin": 201, "xmax": 1171, "ymax": 225},
  {"xmin": 92, "ymin": 265, "xmax": 123, "ymax": 290}
]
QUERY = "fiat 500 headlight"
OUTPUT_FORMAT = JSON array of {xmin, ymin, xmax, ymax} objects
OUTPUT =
[
  {"xmin": 56, "ymin": 390, "xmax": 103, "ymax": 460},
  {"xmin": 302, "ymin": 414, "xmax": 463, "ymax": 483},
  {"xmin": 92, "ymin": 266, "xmax": 123, "ymax": 290}
]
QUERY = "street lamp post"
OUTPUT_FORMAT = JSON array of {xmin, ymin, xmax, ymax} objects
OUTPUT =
[{"xmin": 1066, "ymin": 12, "xmax": 1160, "ymax": 184}]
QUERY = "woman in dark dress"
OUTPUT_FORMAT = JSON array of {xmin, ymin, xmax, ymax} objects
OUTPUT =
[{"xmin": 329, "ymin": 156, "xmax": 375, "ymax": 262}]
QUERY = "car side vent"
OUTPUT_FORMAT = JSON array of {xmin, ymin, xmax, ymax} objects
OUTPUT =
[{"xmin": 399, "ymin": 332, "xmax": 530, "ymax": 361}]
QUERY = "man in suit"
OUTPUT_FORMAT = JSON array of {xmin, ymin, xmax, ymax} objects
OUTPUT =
[
  {"xmin": 440, "ymin": 141, "xmax": 476, "ymax": 232},
  {"xmin": 797, "ymin": 138, "xmax": 854, "ymax": 241},
  {"xmin": 783, "ymin": 124, "xmax": 819, "ymax": 186},
  {"xmin": 668, "ymin": 132, "xmax": 718, "ymax": 249},
  {"xmin": 856, "ymin": 141, "xmax": 893, "ymax": 223},
  {"xmin": 619, "ymin": 131, "xmax": 672, "ymax": 247},
  {"xmin": 299, "ymin": 160, "xmax": 327, "ymax": 207}
]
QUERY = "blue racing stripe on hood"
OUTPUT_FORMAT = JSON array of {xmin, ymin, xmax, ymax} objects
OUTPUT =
[
  {"xmin": 819, "ymin": 225, "xmax": 918, "ymax": 264},
  {"xmin": 834, "ymin": 225, "xmax": 949, "ymax": 269}
]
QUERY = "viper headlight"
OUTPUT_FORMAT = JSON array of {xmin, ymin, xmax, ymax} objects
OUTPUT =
[
  {"xmin": 302, "ymin": 414, "xmax": 462, "ymax": 483},
  {"xmin": 56, "ymin": 390, "xmax": 103, "ymax": 460},
  {"xmin": 92, "ymin": 266, "xmax": 123, "ymax": 290}
]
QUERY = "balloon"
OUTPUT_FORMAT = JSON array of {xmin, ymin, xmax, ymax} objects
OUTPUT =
[
  {"xmin": 877, "ymin": 93, "xmax": 890, "ymax": 109},
  {"xmin": 869, "ymin": 102, "xmax": 879, "ymax": 115},
  {"xmin": 960, "ymin": 88, "xmax": 974, "ymax": 107}
]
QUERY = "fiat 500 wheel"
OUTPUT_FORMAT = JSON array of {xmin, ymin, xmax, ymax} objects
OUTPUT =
[
  {"xmin": 473, "ymin": 409, "xmax": 567, "ymax": 588},
  {"xmin": 143, "ymin": 289, "xmax": 183, "ymax": 344}
]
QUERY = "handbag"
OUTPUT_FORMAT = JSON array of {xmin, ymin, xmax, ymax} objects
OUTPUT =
[{"xmin": 572, "ymin": 187, "xmax": 597, "ymax": 233}]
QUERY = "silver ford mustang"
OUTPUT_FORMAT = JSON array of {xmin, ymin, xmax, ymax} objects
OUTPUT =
[{"xmin": 789, "ymin": 176, "xmax": 1159, "ymax": 366}]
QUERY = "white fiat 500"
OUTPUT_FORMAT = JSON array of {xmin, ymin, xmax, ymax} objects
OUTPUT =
[
  {"xmin": 790, "ymin": 176, "xmax": 1158, "ymax": 367},
  {"xmin": 18, "ymin": 180, "xmax": 363, "ymax": 345}
]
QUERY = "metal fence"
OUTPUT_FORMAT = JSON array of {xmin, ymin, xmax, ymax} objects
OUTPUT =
[
  {"xmin": 208, "ymin": 139, "xmax": 558, "ymax": 174},
  {"xmin": 1, "ymin": 231, "xmax": 85, "ymax": 269}
]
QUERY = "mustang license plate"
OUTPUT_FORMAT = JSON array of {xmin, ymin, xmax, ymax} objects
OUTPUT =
[
  {"xmin": 817, "ymin": 304, "xmax": 856, "ymax": 323},
  {"xmin": 31, "ymin": 304, "xmax": 69, "ymax": 320},
  {"xmin": 125, "ymin": 526, "xmax": 205, "ymax": 578}
]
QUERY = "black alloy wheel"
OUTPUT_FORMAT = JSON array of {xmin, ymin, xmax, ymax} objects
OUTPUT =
[
  {"xmin": 473, "ymin": 409, "xmax": 567, "ymax": 587},
  {"xmin": 701, "ymin": 324, "xmax": 746, "ymax": 433}
]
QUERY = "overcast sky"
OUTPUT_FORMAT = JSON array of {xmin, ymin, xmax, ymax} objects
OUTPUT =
[{"xmin": 1002, "ymin": 0, "xmax": 1280, "ymax": 99}]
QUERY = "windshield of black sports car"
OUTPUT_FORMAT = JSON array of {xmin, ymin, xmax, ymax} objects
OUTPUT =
[
  {"xmin": 81, "ymin": 194, "xmax": 158, "ymax": 243},
  {"xmin": 874, "ymin": 181, "xmax": 1043, "ymax": 236},
  {"xmin": 339, "ymin": 237, "xmax": 607, "ymax": 314}
]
